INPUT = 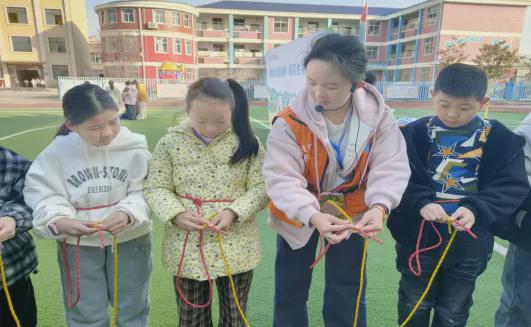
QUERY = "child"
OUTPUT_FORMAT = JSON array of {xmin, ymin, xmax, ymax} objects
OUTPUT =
[
  {"xmin": 495, "ymin": 113, "xmax": 531, "ymax": 327},
  {"xmin": 388, "ymin": 63, "xmax": 529, "ymax": 326},
  {"xmin": 121, "ymin": 81, "xmax": 137, "ymax": 120},
  {"xmin": 24, "ymin": 84, "xmax": 152, "ymax": 327},
  {"xmin": 144, "ymin": 78, "xmax": 268, "ymax": 326},
  {"xmin": 0, "ymin": 146, "xmax": 38, "ymax": 327},
  {"xmin": 263, "ymin": 33, "xmax": 410, "ymax": 326}
]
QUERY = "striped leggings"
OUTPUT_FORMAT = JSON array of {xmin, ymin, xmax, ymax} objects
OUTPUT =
[{"xmin": 174, "ymin": 270, "xmax": 253, "ymax": 327}]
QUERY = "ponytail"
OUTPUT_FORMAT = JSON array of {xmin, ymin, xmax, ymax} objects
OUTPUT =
[
  {"xmin": 55, "ymin": 123, "xmax": 71, "ymax": 137},
  {"xmin": 226, "ymin": 79, "xmax": 259, "ymax": 165}
]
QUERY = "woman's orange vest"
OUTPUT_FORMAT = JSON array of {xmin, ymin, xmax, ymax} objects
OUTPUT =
[{"xmin": 268, "ymin": 107, "xmax": 370, "ymax": 228}]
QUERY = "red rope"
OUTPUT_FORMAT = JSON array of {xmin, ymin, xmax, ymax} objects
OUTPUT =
[
  {"xmin": 174, "ymin": 194, "xmax": 233, "ymax": 309},
  {"xmin": 63, "ymin": 237, "xmax": 81, "ymax": 308}
]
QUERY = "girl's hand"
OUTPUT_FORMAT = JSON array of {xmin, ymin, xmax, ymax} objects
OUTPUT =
[
  {"xmin": 101, "ymin": 211, "xmax": 130, "ymax": 235},
  {"xmin": 0, "ymin": 217, "xmax": 16, "ymax": 243},
  {"xmin": 450, "ymin": 207, "xmax": 476, "ymax": 231},
  {"xmin": 354, "ymin": 207, "xmax": 385, "ymax": 238},
  {"xmin": 208, "ymin": 209, "xmax": 237, "ymax": 233},
  {"xmin": 420, "ymin": 203, "xmax": 447, "ymax": 223},
  {"xmin": 172, "ymin": 211, "xmax": 210, "ymax": 231},
  {"xmin": 54, "ymin": 217, "xmax": 98, "ymax": 237},
  {"xmin": 310, "ymin": 212, "xmax": 354, "ymax": 245}
]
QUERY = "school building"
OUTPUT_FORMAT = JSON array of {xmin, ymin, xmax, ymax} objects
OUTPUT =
[
  {"xmin": 0, "ymin": 0, "xmax": 92, "ymax": 88},
  {"xmin": 86, "ymin": 0, "xmax": 531, "ymax": 83}
]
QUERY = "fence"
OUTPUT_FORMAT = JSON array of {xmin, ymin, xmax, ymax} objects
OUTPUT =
[
  {"xmin": 59, "ymin": 77, "xmax": 531, "ymax": 102},
  {"xmin": 375, "ymin": 81, "xmax": 531, "ymax": 101},
  {"xmin": 58, "ymin": 77, "xmax": 268, "ymax": 102}
]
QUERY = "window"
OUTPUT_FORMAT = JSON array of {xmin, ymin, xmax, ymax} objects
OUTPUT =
[
  {"xmin": 419, "ymin": 67, "xmax": 431, "ymax": 81},
  {"xmin": 174, "ymin": 38, "xmax": 182, "ymax": 54},
  {"xmin": 106, "ymin": 36, "xmax": 119, "ymax": 52},
  {"xmin": 155, "ymin": 37, "xmax": 168, "ymax": 53},
  {"xmin": 52, "ymin": 65, "xmax": 69, "ymax": 79},
  {"xmin": 424, "ymin": 37, "xmax": 434, "ymax": 55},
  {"xmin": 153, "ymin": 10, "xmax": 165, "ymax": 24},
  {"xmin": 7, "ymin": 7, "xmax": 28, "ymax": 24},
  {"xmin": 90, "ymin": 52, "xmax": 101, "ymax": 63},
  {"xmin": 212, "ymin": 17, "xmax": 223, "ymax": 30},
  {"xmin": 427, "ymin": 7, "xmax": 437, "ymax": 25},
  {"xmin": 234, "ymin": 18, "xmax": 245, "ymax": 30},
  {"xmin": 171, "ymin": 11, "xmax": 180, "ymax": 25},
  {"xmin": 99, "ymin": 11, "xmax": 105, "ymax": 24},
  {"xmin": 123, "ymin": 36, "xmax": 136, "ymax": 52},
  {"xmin": 107, "ymin": 9, "xmax": 117, "ymax": 24},
  {"xmin": 368, "ymin": 21, "xmax": 381, "ymax": 36},
  {"xmin": 45, "ymin": 9, "xmax": 63, "ymax": 25},
  {"xmin": 122, "ymin": 9, "xmax": 134, "ymax": 23},
  {"xmin": 234, "ymin": 44, "xmax": 245, "ymax": 53},
  {"xmin": 48, "ymin": 37, "xmax": 66, "ymax": 53},
  {"xmin": 366, "ymin": 46, "xmax": 378, "ymax": 60},
  {"xmin": 185, "ymin": 40, "xmax": 192, "ymax": 55},
  {"xmin": 11, "ymin": 36, "xmax": 32, "ymax": 52},
  {"xmin": 213, "ymin": 44, "xmax": 224, "ymax": 52},
  {"xmin": 184, "ymin": 14, "xmax": 190, "ymax": 27},
  {"xmin": 274, "ymin": 17, "xmax": 288, "ymax": 33}
]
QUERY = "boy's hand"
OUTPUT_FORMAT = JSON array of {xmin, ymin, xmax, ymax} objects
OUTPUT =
[
  {"xmin": 172, "ymin": 211, "xmax": 210, "ymax": 231},
  {"xmin": 310, "ymin": 212, "xmax": 354, "ymax": 245},
  {"xmin": 420, "ymin": 203, "xmax": 447, "ymax": 223},
  {"xmin": 355, "ymin": 207, "xmax": 385, "ymax": 238},
  {"xmin": 54, "ymin": 218, "xmax": 98, "ymax": 237},
  {"xmin": 101, "ymin": 211, "xmax": 130, "ymax": 235},
  {"xmin": 208, "ymin": 209, "xmax": 237, "ymax": 233},
  {"xmin": 0, "ymin": 217, "xmax": 16, "ymax": 243},
  {"xmin": 450, "ymin": 207, "xmax": 475, "ymax": 231}
]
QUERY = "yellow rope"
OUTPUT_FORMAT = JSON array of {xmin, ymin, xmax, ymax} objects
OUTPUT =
[
  {"xmin": 0, "ymin": 248, "xmax": 21, "ymax": 327},
  {"xmin": 112, "ymin": 236, "xmax": 118, "ymax": 327},
  {"xmin": 353, "ymin": 239, "xmax": 367, "ymax": 327},
  {"xmin": 399, "ymin": 229, "xmax": 458, "ymax": 327},
  {"xmin": 322, "ymin": 200, "xmax": 367, "ymax": 327},
  {"xmin": 206, "ymin": 212, "xmax": 250, "ymax": 327}
]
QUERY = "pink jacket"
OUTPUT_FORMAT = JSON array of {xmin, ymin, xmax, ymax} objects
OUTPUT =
[{"xmin": 263, "ymin": 83, "xmax": 411, "ymax": 249}]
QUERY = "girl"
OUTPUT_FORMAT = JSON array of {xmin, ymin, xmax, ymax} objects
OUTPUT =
[
  {"xmin": 0, "ymin": 146, "xmax": 38, "ymax": 327},
  {"xmin": 24, "ymin": 84, "xmax": 152, "ymax": 327},
  {"xmin": 144, "ymin": 78, "xmax": 268, "ymax": 326},
  {"xmin": 263, "ymin": 33, "xmax": 410, "ymax": 326}
]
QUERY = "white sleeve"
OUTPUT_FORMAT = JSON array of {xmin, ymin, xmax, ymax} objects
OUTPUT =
[
  {"xmin": 114, "ymin": 147, "xmax": 152, "ymax": 226},
  {"xmin": 23, "ymin": 149, "xmax": 76, "ymax": 239}
]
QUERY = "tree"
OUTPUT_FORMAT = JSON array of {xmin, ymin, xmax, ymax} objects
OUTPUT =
[
  {"xmin": 472, "ymin": 40, "xmax": 519, "ymax": 81},
  {"xmin": 438, "ymin": 36, "xmax": 468, "ymax": 67}
]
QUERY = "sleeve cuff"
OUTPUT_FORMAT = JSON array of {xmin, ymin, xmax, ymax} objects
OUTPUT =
[{"xmin": 299, "ymin": 206, "xmax": 320, "ymax": 226}]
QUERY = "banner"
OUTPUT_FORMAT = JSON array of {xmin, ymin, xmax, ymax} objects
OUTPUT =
[{"xmin": 265, "ymin": 31, "xmax": 325, "ymax": 125}]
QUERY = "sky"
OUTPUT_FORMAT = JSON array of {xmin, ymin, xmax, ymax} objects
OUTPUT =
[{"xmin": 85, "ymin": 0, "xmax": 426, "ymax": 37}]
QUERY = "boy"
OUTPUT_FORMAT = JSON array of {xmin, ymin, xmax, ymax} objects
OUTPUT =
[
  {"xmin": 495, "ymin": 113, "xmax": 531, "ymax": 327},
  {"xmin": 388, "ymin": 63, "xmax": 529, "ymax": 327},
  {"xmin": 0, "ymin": 146, "xmax": 38, "ymax": 327}
]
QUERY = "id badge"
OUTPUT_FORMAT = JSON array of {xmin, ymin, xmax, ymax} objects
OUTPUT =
[{"xmin": 319, "ymin": 193, "xmax": 346, "ymax": 219}]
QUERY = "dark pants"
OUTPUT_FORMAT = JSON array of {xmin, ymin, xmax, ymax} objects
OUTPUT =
[
  {"xmin": 396, "ymin": 232, "xmax": 493, "ymax": 327},
  {"xmin": 121, "ymin": 105, "xmax": 137, "ymax": 120},
  {"xmin": 174, "ymin": 270, "xmax": 254, "ymax": 327},
  {"xmin": 0, "ymin": 275, "xmax": 37, "ymax": 327},
  {"xmin": 274, "ymin": 231, "xmax": 366, "ymax": 327},
  {"xmin": 495, "ymin": 243, "xmax": 531, "ymax": 327}
]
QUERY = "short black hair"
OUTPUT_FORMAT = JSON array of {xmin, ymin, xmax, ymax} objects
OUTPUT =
[
  {"xmin": 434, "ymin": 63, "xmax": 488, "ymax": 100},
  {"xmin": 304, "ymin": 33, "xmax": 367, "ymax": 83},
  {"xmin": 364, "ymin": 71, "xmax": 376, "ymax": 85}
]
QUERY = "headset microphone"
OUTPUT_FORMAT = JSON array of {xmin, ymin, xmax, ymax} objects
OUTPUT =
[{"xmin": 315, "ymin": 105, "xmax": 325, "ymax": 113}]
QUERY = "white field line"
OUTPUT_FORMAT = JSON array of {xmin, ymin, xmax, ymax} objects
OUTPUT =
[{"xmin": 0, "ymin": 125, "xmax": 60, "ymax": 141}]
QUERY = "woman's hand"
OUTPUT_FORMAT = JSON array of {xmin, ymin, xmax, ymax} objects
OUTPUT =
[
  {"xmin": 420, "ymin": 203, "xmax": 448, "ymax": 223},
  {"xmin": 0, "ymin": 217, "xmax": 16, "ymax": 243},
  {"xmin": 310, "ymin": 212, "xmax": 354, "ymax": 244},
  {"xmin": 450, "ymin": 207, "xmax": 476, "ymax": 231},
  {"xmin": 208, "ymin": 209, "xmax": 237, "ymax": 233},
  {"xmin": 354, "ymin": 207, "xmax": 385, "ymax": 238}
]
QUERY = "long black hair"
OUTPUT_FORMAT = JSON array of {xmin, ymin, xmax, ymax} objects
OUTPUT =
[
  {"xmin": 56, "ymin": 83, "xmax": 118, "ymax": 136},
  {"xmin": 185, "ymin": 77, "xmax": 259, "ymax": 165}
]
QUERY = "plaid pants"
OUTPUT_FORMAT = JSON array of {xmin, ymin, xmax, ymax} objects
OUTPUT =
[{"xmin": 174, "ymin": 270, "xmax": 254, "ymax": 327}]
